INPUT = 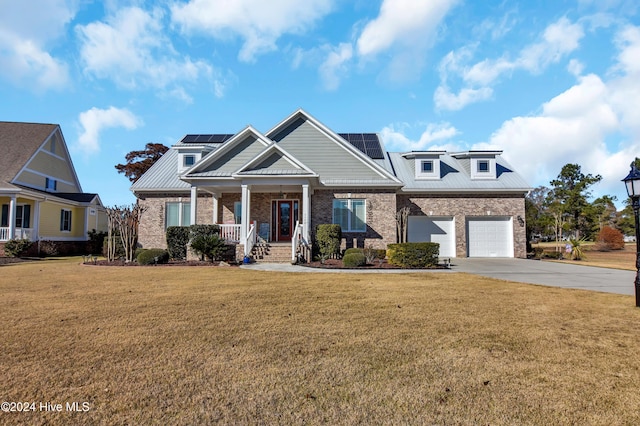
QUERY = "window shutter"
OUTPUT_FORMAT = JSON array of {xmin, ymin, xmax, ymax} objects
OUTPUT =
[
  {"xmin": 1, "ymin": 204, "xmax": 8, "ymax": 228},
  {"xmin": 60, "ymin": 210, "xmax": 64, "ymax": 230},
  {"xmin": 23, "ymin": 205, "xmax": 31, "ymax": 228}
]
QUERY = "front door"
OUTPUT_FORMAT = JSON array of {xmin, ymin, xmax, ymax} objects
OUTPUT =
[{"xmin": 274, "ymin": 200, "xmax": 299, "ymax": 242}]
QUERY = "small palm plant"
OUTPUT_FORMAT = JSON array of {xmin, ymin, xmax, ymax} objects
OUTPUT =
[{"xmin": 569, "ymin": 238, "xmax": 588, "ymax": 261}]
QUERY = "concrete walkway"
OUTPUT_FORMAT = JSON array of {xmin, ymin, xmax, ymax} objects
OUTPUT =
[{"xmin": 240, "ymin": 258, "xmax": 635, "ymax": 296}]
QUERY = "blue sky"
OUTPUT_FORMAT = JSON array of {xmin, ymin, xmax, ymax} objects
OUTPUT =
[{"xmin": 1, "ymin": 0, "xmax": 639, "ymax": 208}]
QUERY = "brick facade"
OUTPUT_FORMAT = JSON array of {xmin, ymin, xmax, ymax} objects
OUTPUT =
[
  {"xmin": 396, "ymin": 194, "xmax": 527, "ymax": 258},
  {"xmin": 312, "ymin": 189, "xmax": 396, "ymax": 250}
]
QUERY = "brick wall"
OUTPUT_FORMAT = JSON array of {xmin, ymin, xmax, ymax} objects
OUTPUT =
[
  {"xmin": 396, "ymin": 194, "xmax": 527, "ymax": 258},
  {"xmin": 311, "ymin": 189, "xmax": 396, "ymax": 250}
]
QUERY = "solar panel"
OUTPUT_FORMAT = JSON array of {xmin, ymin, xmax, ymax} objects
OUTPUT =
[
  {"xmin": 181, "ymin": 134, "xmax": 199, "ymax": 143},
  {"xmin": 195, "ymin": 135, "xmax": 210, "ymax": 143},
  {"xmin": 364, "ymin": 138, "xmax": 384, "ymax": 159}
]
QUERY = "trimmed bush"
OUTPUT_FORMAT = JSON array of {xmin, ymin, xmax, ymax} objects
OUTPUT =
[
  {"xmin": 137, "ymin": 249, "xmax": 169, "ymax": 265},
  {"xmin": 134, "ymin": 248, "xmax": 148, "ymax": 260},
  {"xmin": 387, "ymin": 242, "xmax": 440, "ymax": 268},
  {"xmin": 595, "ymin": 226, "xmax": 625, "ymax": 251},
  {"xmin": 189, "ymin": 224, "xmax": 220, "ymax": 239},
  {"xmin": 343, "ymin": 252, "xmax": 366, "ymax": 267},
  {"xmin": 343, "ymin": 248, "xmax": 363, "ymax": 257},
  {"xmin": 4, "ymin": 239, "xmax": 33, "ymax": 257},
  {"xmin": 38, "ymin": 240, "xmax": 59, "ymax": 257},
  {"xmin": 166, "ymin": 226, "xmax": 190, "ymax": 260},
  {"xmin": 315, "ymin": 224, "xmax": 342, "ymax": 261}
]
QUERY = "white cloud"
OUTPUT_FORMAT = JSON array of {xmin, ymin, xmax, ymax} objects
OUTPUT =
[
  {"xmin": 77, "ymin": 107, "xmax": 142, "ymax": 154},
  {"xmin": 356, "ymin": 0, "xmax": 458, "ymax": 81},
  {"xmin": 77, "ymin": 6, "xmax": 220, "ymax": 98},
  {"xmin": 171, "ymin": 0, "xmax": 334, "ymax": 62},
  {"xmin": 436, "ymin": 17, "xmax": 585, "ymax": 111},
  {"xmin": 0, "ymin": 0, "xmax": 74, "ymax": 90},
  {"xmin": 382, "ymin": 122, "xmax": 460, "ymax": 152},
  {"xmin": 319, "ymin": 43, "xmax": 353, "ymax": 91}
]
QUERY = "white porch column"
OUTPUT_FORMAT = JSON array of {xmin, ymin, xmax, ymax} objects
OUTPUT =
[
  {"xmin": 302, "ymin": 184, "xmax": 311, "ymax": 241},
  {"xmin": 33, "ymin": 200, "xmax": 40, "ymax": 241},
  {"xmin": 8, "ymin": 196, "xmax": 16, "ymax": 239},
  {"xmin": 241, "ymin": 184, "xmax": 251, "ymax": 241},
  {"xmin": 190, "ymin": 186, "xmax": 198, "ymax": 225},
  {"xmin": 212, "ymin": 193, "xmax": 219, "ymax": 224}
]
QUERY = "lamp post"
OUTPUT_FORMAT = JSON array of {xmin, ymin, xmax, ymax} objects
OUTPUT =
[{"xmin": 622, "ymin": 161, "xmax": 640, "ymax": 307}]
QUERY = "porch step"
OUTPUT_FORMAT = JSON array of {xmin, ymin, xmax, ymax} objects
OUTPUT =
[{"xmin": 250, "ymin": 242, "xmax": 292, "ymax": 263}]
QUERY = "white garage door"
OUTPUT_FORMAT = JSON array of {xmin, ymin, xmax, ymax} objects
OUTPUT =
[
  {"xmin": 467, "ymin": 217, "xmax": 513, "ymax": 257},
  {"xmin": 407, "ymin": 216, "xmax": 455, "ymax": 258}
]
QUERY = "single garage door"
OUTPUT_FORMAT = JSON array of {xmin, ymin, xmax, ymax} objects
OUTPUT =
[
  {"xmin": 407, "ymin": 216, "xmax": 456, "ymax": 258},
  {"xmin": 467, "ymin": 217, "xmax": 513, "ymax": 257}
]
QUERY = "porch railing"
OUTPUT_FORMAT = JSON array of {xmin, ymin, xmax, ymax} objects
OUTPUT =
[
  {"xmin": 0, "ymin": 227, "xmax": 34, "ymax": 242},
  {"xmin": 218, "ymin": 224, "xmax": 241, "ymax": 243},
  {"xmin": 292, "ymin": 222, "xmax": 309, "ymax": 263},
  {"xmin": 244, "ymin": 223, "xmax": 257, "ymax": 257}
]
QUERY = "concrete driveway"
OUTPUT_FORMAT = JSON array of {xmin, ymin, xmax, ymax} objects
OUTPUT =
[{"xmin": 452, "ymin": 258, "xmax": 635, "ymax": 295}]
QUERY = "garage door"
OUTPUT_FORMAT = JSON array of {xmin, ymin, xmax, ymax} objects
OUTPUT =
[
  {"xmin": 407, "ymin": 216, "xmax": 455, "ymax": 257},
  {"xmin": 467, "ymin": 217, "xmax": 513, "ymax": 257}
]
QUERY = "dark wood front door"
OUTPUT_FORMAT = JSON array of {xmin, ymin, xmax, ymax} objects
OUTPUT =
[{"xmin": 275, "ymin": 200, "xmax": 293, "ymax": 241}]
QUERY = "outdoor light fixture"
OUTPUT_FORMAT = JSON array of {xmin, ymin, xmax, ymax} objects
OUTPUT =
[
  {"xmin": 622, "ymin": 161, "xmax": 640, "ymax": 307},
  {"xmin": 517, "ymin": 215, "xmax": 525, "ymax": 227}
]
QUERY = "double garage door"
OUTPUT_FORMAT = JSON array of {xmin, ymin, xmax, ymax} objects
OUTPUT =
[{"xmin": 408, "ymin": 216, "xmax": 514, "ymax": 258}]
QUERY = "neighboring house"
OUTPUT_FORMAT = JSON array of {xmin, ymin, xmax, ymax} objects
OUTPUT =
[
  {"xmin": 0, "ymin": 122, "xmax": 107, "ymax": 255},
  {"xmin": 132, "ymin": 109, "xmax": 530, "ymax": 261}
]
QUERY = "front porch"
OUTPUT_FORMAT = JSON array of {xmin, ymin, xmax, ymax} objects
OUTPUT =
[{"xmin": 189, "ymin": 183, "xmax": 312, "ymax": 263}]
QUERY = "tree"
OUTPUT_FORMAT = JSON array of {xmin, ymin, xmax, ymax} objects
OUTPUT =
[
  {"xmin": 586, "ymin": 195, "xmax": 618, "ymax": 235},
  {"xmin": 115, "ymin": 143, "xmax": 169, "ymax": 183},
  {"xmin": 105, "ymin": 204, "xmax": 146, "ymax": 262},
  {"xmin": 549, "ymin": 164, "xmax": 602, "ymax": 239},
  {"xmin": 526, "ymin": 186, "xmax": 554, "ymax": 242}
]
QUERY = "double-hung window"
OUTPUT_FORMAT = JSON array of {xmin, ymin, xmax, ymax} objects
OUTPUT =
[
  {"xmin": 60, "ymin": 209, "xmax": 72, "ymax": 232},
  {"xmin": 332, "ymin": 199, "xmax": 366, "ymax": 232},
  {"xmin": 165, "ymin": 202, "xmax": 191, "ymax": 228}
]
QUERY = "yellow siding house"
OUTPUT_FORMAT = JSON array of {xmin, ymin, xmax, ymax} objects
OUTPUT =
[{"xmin": 0, "ymin": 122, "xmax": 107, "ymax": 255}]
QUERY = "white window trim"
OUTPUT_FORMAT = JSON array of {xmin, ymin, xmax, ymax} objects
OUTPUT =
[
  {"xmin": 470, "ymin": 158, "xmax": 496, "ymax": 179},
  {"xmin": 165, "ymin": 201, "xmax": 191, "ymax": 228},
  {"xmin": 414, "ymin": 157, "xmax": 440, "ymax": 180},
  {"xmin": 333, "ymin": 199, "xmax": 366, "ymax": 233}
]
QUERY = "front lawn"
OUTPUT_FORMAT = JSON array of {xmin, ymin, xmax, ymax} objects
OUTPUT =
[{"xmin": 2, "ymin": 258, "xmax": 640, "ymax": 424}]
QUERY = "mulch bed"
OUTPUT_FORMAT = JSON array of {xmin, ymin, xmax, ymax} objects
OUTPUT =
[
  {"xmin": 302, "ymin": 258, "xmax": 449, "ymax": 270},
  {"xmin": 0, "ymin": 257, "xmax": 34, "ymax": 265},
  {"xmin": 88, "ymin": 259, "xmax": 239, "ymax": 267}
]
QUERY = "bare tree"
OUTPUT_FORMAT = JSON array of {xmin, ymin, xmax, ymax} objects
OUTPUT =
[
  {"xmin": 396, "ymin": 207, "xmax": 410, "ymax": 243},
  {"xmin": 105, "ymin": 204, "xmax": 147, "ymax": 262}
]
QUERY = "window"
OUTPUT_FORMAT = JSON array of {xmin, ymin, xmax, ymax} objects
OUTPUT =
[
  {"xmin": 234, "ymin": 202, "xmax": 242, "ymax": 224},
  {"xmin": 183, "ymin": 155, "xmax": 195, "ymax": 167},
  {"xmin": 477, "ymin": 160, "xmax": 490, "ymax": 172},
  {"xmin": 333, "ymin": 199, "xmax": 366, "ymax": 232},
  {"xmin": 60, "ymin": 209, "xmax": 72, "ymax": 232},
  {"xmin": 15, "ymin": 205, "xmax": 31, "ymax": 228},
  {"xmin": 45, "ymin": 177, "xmax": 57, "ymax": 191},
  {"xmin": 165, "ymin": 202, "xmax": 191, "ymax": 228},
  {"xmin": 421, "ymin": 160, "xmax": 433, "ymax": 173}
]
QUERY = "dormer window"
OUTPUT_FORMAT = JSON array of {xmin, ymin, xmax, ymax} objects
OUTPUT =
[
  {"xmin": 421, "ymin": 160, "xmax": 434, "ymax": 173},
  {"xmin": 477, "ymin": 160, "xmax": 489, "ymax": 173},
  {"xmin": 184, "ymin": 155, "xmax": 195, "ymax": 167},
  {"xmin": 470, "ymin": 157, "xmax": 496, "ymax": 179},
  {"xmin": 410, "ymin": 152, "xmax": 444, "ymax": 180}
]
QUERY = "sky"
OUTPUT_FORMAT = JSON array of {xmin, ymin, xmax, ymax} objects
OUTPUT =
[{"xmin": 1, "ymin": 0, "xmax": 639, "ymax": 208}]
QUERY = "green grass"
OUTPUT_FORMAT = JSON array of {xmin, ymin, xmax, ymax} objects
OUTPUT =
[{"xmin": 2, "ymin": 258, "xmax": 640, "ymax": 424}]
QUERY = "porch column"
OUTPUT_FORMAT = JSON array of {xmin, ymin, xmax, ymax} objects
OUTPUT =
[
  {"xmin": 241, "ymin": 184, "xmax": 251, "ymax": 241},
  {"xmin": 8, "ymin": 196, "xmax": 16, "ymax": 239},
  {"xmin": 190, "ymin": 186, "xmax": 198, "ymax": 225},
  {"xmin": 33, "ymin": 201, "xmax": 40, "ymax": 241},
  {"xmin": 212, "ymin": 193, "xmax": 219, "ymax": 224},
  {"xmin": 302, "ymin": 184, "xmax": 311, "ymax": 241}
]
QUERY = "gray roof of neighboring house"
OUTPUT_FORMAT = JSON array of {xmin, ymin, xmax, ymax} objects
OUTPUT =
[
  {"xmin": 131, "ymin": 149, "xmax": 192, "ymax": 190},
  {"xmin": 0, "ymin": 121, "xmax": 58, "ymax": 189},
  {"xmin": 388, "ymin": 152, "xmax": 531, "ymax": 192}
]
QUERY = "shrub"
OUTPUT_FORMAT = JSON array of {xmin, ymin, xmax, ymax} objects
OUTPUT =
[
  {"xmin": 137, "ymin": 249, "xmax": 169, "ymax": 265},
  {"xmin": 38, "ymin": 240, "xmax": 59, "ymax": 257},
  {"xmin": 103, "ymin": 235, "xmax": 125, "ymax": 259},
  {"xmin": 87, "ymin": 229, "xmax": 107, "ymax": 255},
  {"xmin": 315, "ymin": 224, "xmax": 341, "ymax": 262},
  {"xmin": 189, "ymin": 224, "xmax": 220, "ymax": 239},
  {"xmin": 387, "ymin": 242, "xmax": 440, "ymax": 268},
  {"xmin": 166, "ymin": 226, "xmax": 190, "ymax": 260},
  {"xmin": 4, "ymin": 239, "xmax": 33, "ymax": 257},
  {"xmin": 595, "ymin": 226, "xmax": 625, "ymax": 251},
  {"xmin": 190, "ymin": 234, "xmax": 227, "ymax": 262},
  {"xmin": 343, "ymin": 252, "xmax": 366, "ymax": 267},
  {"xmin": 134, "ymin": 248, "xmax": 148, "ymax": 260},
  {"xmin": 343, "ymin": 248, "xmax": 362, "ymax": 257},
  {"xmin": 532, "ymin": 247, "xmax": 545, "ymax": 259}
]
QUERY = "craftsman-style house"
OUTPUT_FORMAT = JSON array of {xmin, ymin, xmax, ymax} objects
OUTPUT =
[
  {"xmin": 0, "ymin": 122, "xmax": 107, "ymax": 255},
  {"xmin": 131, "ymin": 109, "xmax": 530, "ymax": 262}
]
